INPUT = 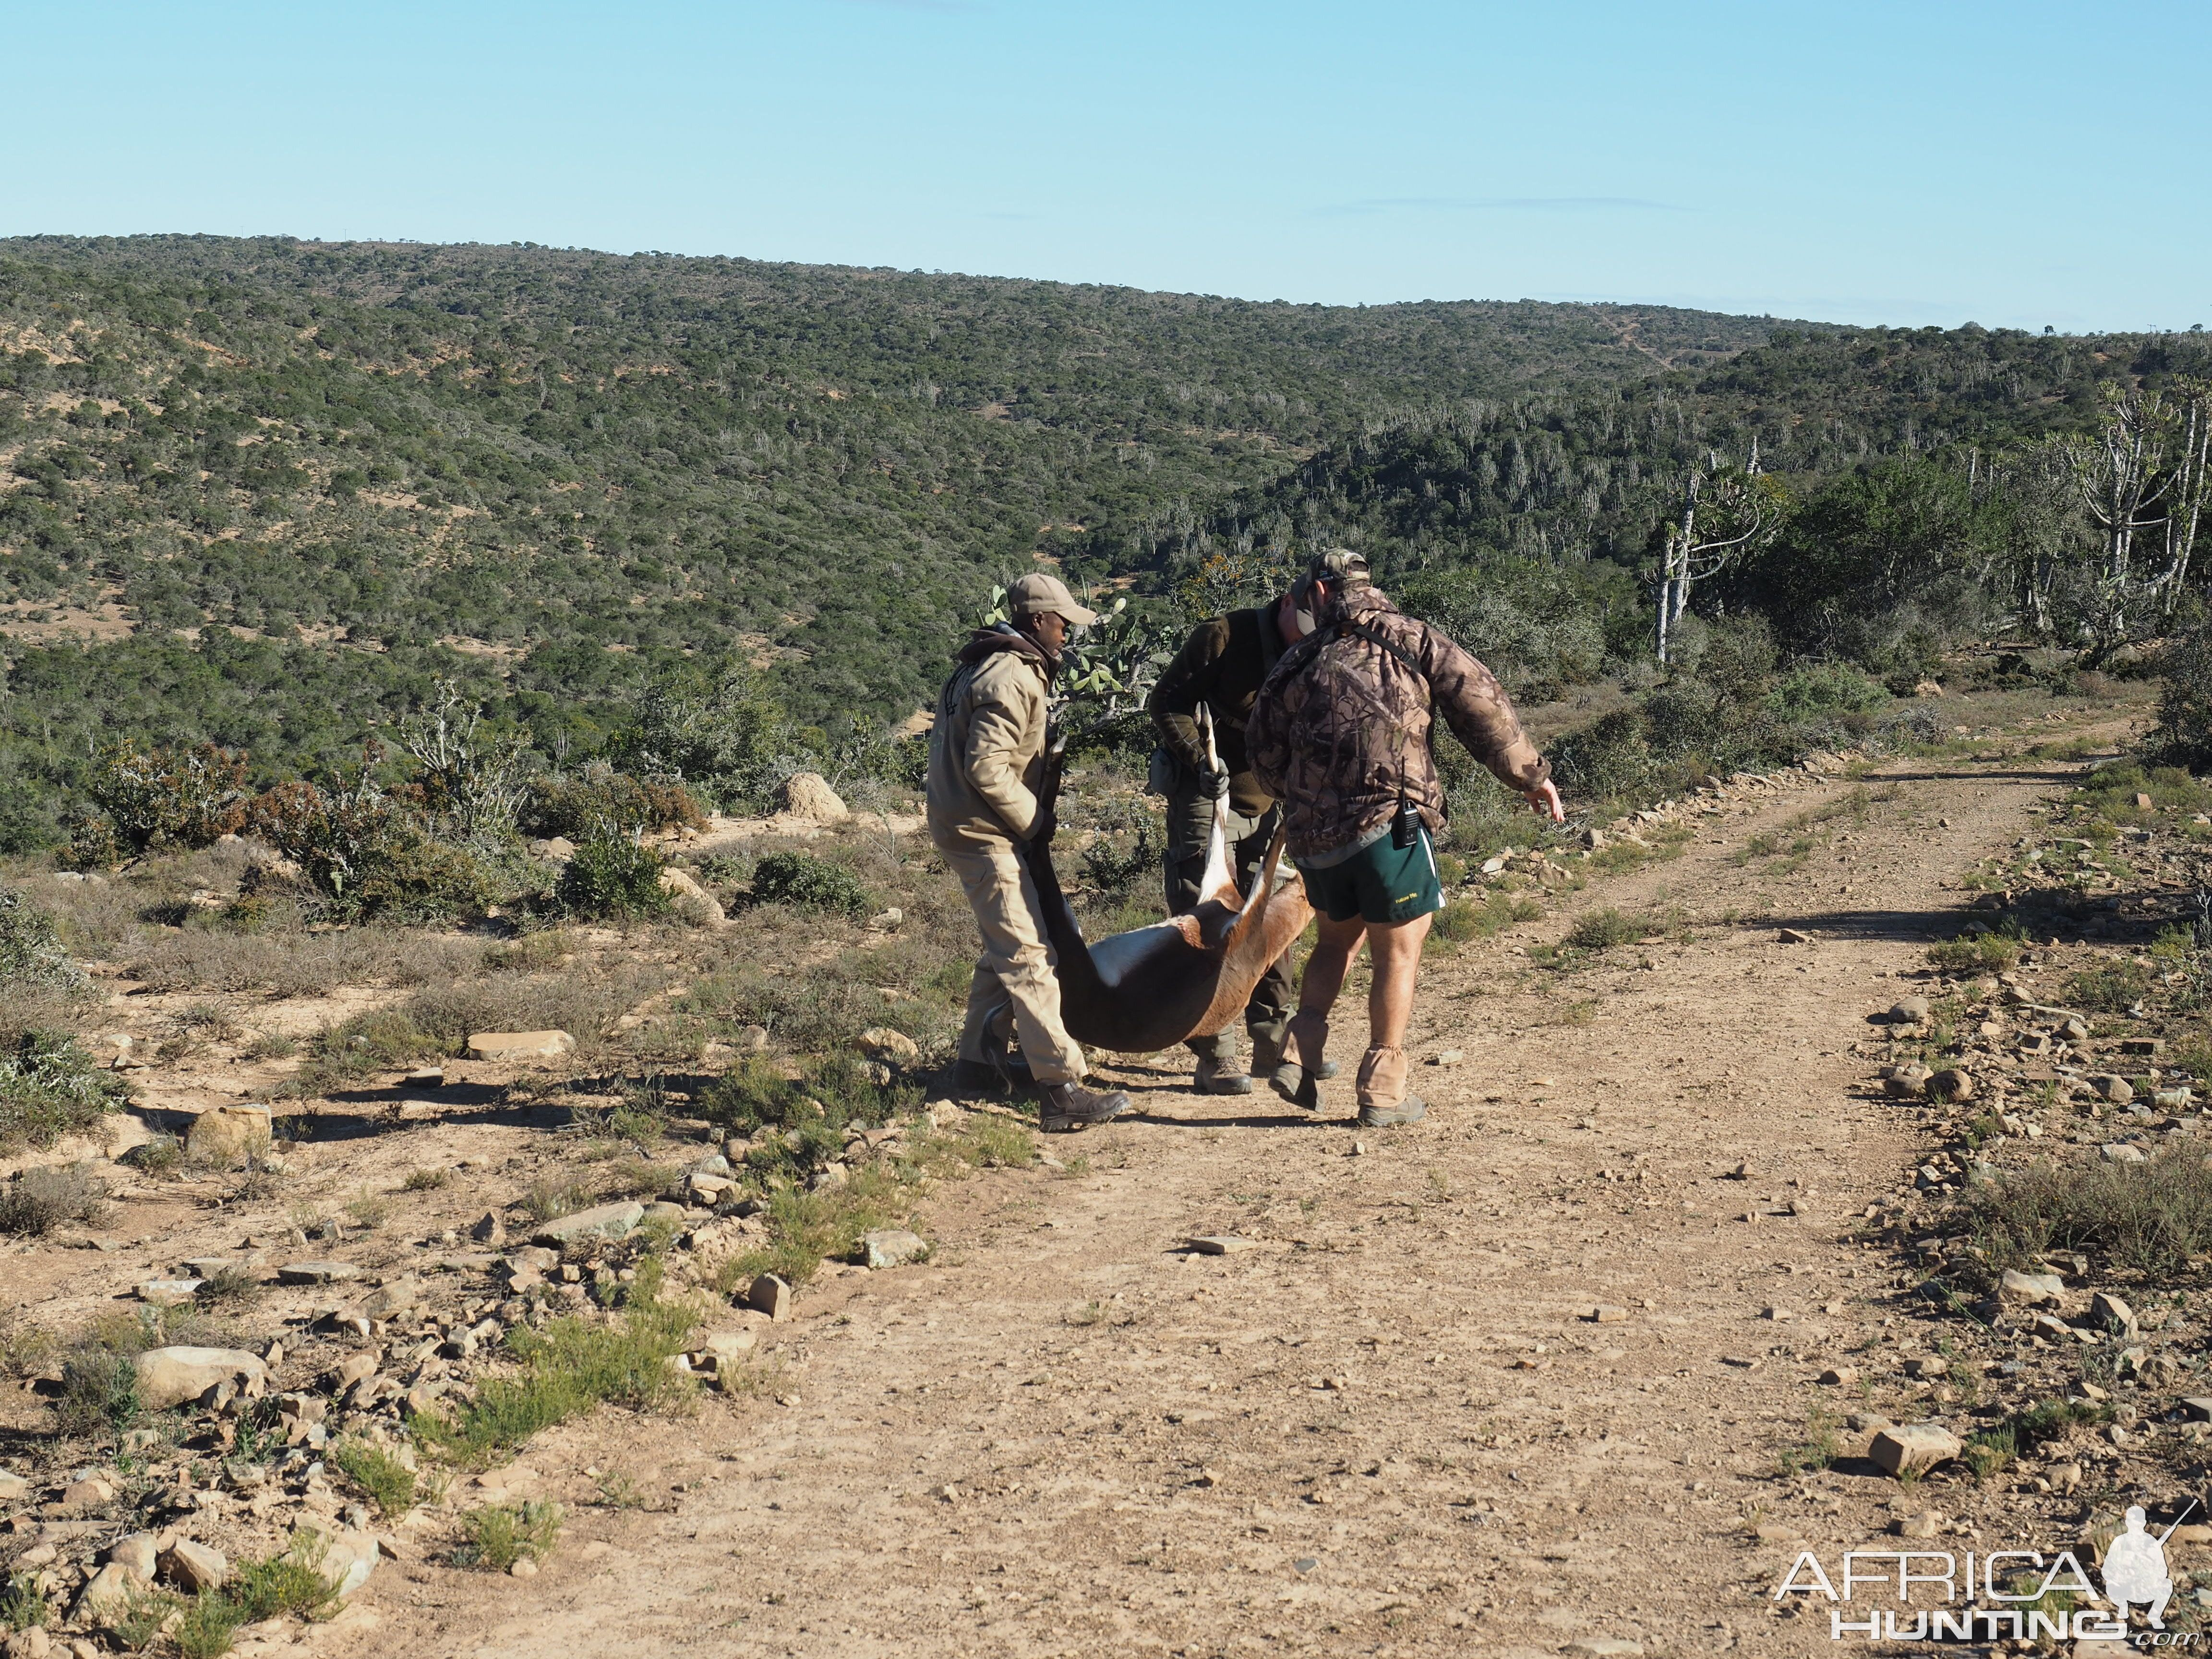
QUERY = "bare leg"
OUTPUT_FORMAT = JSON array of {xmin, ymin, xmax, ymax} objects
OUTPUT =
[
  {"xmin": 1364, "ymin": 912, "xmax": 1433, "ymax": 1048},
  {"xmin": 1295, "ymin": 913, "xmax": 1369, "ymax": 1019}
]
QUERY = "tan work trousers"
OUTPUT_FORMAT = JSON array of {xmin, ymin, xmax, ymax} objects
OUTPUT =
[{"xmin": 940, "ymin": 838, "xmax": 1088, "ymax": 1086}]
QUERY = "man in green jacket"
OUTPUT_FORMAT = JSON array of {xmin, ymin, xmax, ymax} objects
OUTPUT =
[{"xmin": 1146, "ymin": 588, "xmax": 1336, "ymax": 1095}]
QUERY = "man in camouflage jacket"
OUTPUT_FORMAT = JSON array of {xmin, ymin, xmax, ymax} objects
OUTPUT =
[{"xmin": 1247, "ymin": 551, "xmax": 1563, "ymax": 1127}]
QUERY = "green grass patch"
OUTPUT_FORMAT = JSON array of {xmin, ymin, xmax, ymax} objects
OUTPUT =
[
  {"xmin": 455, "ymin": 1500, "xmax": 563, "ymax": 1571},
  {"xmin": 1927, "ymin": 933, "xmax": 2023, "ymax": 974},
  {"xmin": 1563, "ymin": 908, "xmax": 1659, "ymax": 951},
  {"xmin": 409, "ymin": 1281, "xmax": 698, "ymax": 1467},
  {"xmin": 2068, "ymin": 959, "xmax": 2156, "ymax": 1013},
  {"xmin": 332, "ymin": 1437, "xmax": 419, "ymax": 1518},
  {"xmin": 1432, "ymin": 891, "xmax": 1542, "ymax": 944},
  {"xmin": 1970, "ymin": 1156, "xmax": 2212, "ymax": 1276}
]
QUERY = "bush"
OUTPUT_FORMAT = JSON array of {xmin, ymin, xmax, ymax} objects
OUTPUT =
[
  {"xmin": 749, "ymin": 850, "xmax": 870, "ymax": 917},
  {"xmin": 0, "ymin": 1162, "xmax": 108, "ymax": 1236},
  {"xmin": 1564, "ymin": 908, "xmax": 1657, "ymax": 951},
  {"xmin": 2069, "ymin": 959, "xmax": 2155, "ymax": 1013},
  {"xmin": 411, "ymin": 1295, "xmax": 696, "ymax": 1465},
  {"xmin": 1928, "ymin": 933, "xmax": 2022, "ymax": 973},
  {"xmin": 0, "ymin": 891, "xmax": 83, "ymax": 994},
  {"xmin": 1972, "ymin": 1154, "xmax": 2212, "ymax": 1275},
  {"xmin": 52, "ymin": 1346, "xmax": 140, "ymax": 1437},
  {"xmin": 558, "ymin": 835, "xmax": 669, "ymax": 921},
  {"xmin": 0, "ymin": 1030, "xmax": 133, "ymax": 1154},
  {"xmin": 332, "ymin": 1438, "xmax": 418, "ymax": 1518},
  {"xmin": 83, "ymin": 739, "xmax": 251, "ymax": 855},
  {"xmin": 1767, "ymin": 662, "xmax": 1889, "ymax": 718},
  {"xmin": 2155, "ymin": 613, "xmax": 2212, "ymax": 770},
  {"xmin": 248, "ymin": 772, "xmax": 493, "ymax": 923},
  {"xmin": 454, "ymin": 1501, "xmax": 563, "ymax": 1572},
  {"xmin": 523, "ymin": 770, "xmax": 708, "ymax": 839}
]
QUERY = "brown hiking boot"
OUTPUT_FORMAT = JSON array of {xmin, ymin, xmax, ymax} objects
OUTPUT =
[
  {"xmin": 1355, "ymin": 1046, "xmax": 1427, "ymax": 1128},
  {"xmin": 1192, "ymin": 1055, "xmax": 1253, "ymax": 1095},
  {"xmin": 1268, "ymin": 1010, "xmax": 1331, "ymax": 1111},
  {"xmin": 1038, "ymin": 1080, "xmax": 1132, "ymax": 1133}
]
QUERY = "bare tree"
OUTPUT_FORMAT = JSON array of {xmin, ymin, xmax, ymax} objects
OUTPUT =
[
  {"xmin": 396, "ymin": 680, "xmax": 532, "ymax": 840},
  {"xmin": 1652, "ymin": 455, "xmax": 1786, "ymax": 665},
  {"xmin": 2075, "ymin": 385, "xmax": 2176, "ymax": 589},
  {"xmin": 2155, "ymin": 377, "xmax": 2212, "ymax": 614}
]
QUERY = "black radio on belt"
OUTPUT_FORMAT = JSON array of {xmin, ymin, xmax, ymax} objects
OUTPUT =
[{"xmin": 1392, "ymin": 789, "xmax": 1422, "ymax": 850}]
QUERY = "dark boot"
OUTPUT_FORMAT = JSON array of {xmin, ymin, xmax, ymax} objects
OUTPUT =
[
  {"xmin": 950, "ymin": 1058, "xmax": 1007, "ymax": 1098},
  {"xmin": 1038, "ymin": 1080, "xmax": 1132, "ymax": 1133},
  {"xmin": 1252, "ymin": 1032, "xmax": 1337, "ymax": 1085},
  {"xmin": 1192, "ymin": 1055, "xmax": 1253, "ymax": 1095},
  {"xmin": 1268, "ymin": 1010, "xmax": 1331, "ymax": 1110}
]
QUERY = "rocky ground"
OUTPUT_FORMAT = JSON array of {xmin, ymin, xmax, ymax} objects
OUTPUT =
[{"xmin": 6, "ymin": 690, "xmax": 2212, "ymax": 1659}]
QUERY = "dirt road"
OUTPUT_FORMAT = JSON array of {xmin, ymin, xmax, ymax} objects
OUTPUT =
[{"xmin": 330, "ymin": 742, "xmax": 2107, "ymax": 1659}]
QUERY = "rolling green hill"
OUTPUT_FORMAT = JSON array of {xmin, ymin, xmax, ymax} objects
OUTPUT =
[{"xmin": 0, "ymin": 236, "xmax": 1785, "ymax": 748}]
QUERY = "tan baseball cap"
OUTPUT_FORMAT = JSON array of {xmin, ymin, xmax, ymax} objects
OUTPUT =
[{"xmin": 1007, "ymin": 572, "xmax": 1099, "ymax": 626}]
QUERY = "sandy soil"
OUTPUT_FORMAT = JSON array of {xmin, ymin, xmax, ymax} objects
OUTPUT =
[
  {"xmin": 16, "ymin": 703, "xmax": 2207, "ymax": 1659},
  {"xmin": 279, "ymin": 733, "xmax": 2147, "ymax": 1659}
]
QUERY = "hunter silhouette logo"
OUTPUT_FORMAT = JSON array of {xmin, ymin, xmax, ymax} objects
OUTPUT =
[{"xmin": 2103, "ymin": 1503, "xmax": 2189, "ymax": 1631}]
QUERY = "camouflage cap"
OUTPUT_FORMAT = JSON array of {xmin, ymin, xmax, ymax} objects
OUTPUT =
[
  {"xmin": 1007, "ymin": 572, "xmax": 1099, "ymax": 625},
  {"xmin": 1306, "ymin": 547, "xmax": 1371, "ymax": 588}
]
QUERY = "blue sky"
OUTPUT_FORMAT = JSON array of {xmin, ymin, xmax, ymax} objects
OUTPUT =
[{"xmin": 5, "ymin": 0, "xmax": 2205, "ymax": 331}]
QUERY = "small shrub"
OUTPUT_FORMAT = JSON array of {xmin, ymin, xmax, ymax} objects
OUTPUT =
[
  {"xmin": 344, "ymin": 1191, "xmax": 391, "ymax": 1230},
  {"xmin": 1767, "ymin": 663, "xmax": 1888, "ymax": 719},
  {"xmin": 0, "ymin": 1162, "xmax": 108, "ymax": 1236},
  {"xmin": 1433, "ymin": 892, "xmax": 1541, "ymax": 942},
  {"xmin": 1, "ymin": 1580, "xmax": 53, "ymax": 1631},
  {"xmin": 523, "ymin": 771, "xmax": 707, "ymax": 839},
  {"xmin": 125, "ymin": 1138, "xmax": 183, "ymax": 1178},
  {"xmin": 52, "ymin": 1346, "xmax": 141, "ymax": 1436},
  {"xmin": 114, "ymin": 1585, "xmax": 180, "ymax": 1652},
  {"xmin": 0, "ymin": 890, "xmax": 83, "ymax": 993},
  {"xmin": 1078, "ymin": 828, "xmax": 1158, "ymax": 898},
  {"xmin": 194, "ymin": 1265, "xmax": 262, "ymax": 1308},
  {"xmin": 558, "ymin": 834, "xmax": 670, "ymax": 921},
  {"xmin": 402, "ymin": 1166, "xmax": 449, "ymax": 1191},
  {"xmin": 748, "ymin": 851, "xmax": 870, "ymax": 918},
  {"xmin": 1564, "ymin": 908, "xmax": 1655, "ymax": 951},
  {"xmin": 961, "ymin": 1116, "xmax": 1037, "ymax": 1170},
  {"xmin": 523, "ymin": 1178, "xmax": 592, "ymax": 1223},
  {"xmin": 1928, "ymin": 934, "xmax": 2023, "ymax": 973},
  {"xmin": 333, "ymin": 1437, "xmax": 418, "ymax": 1518},
  {"xmin": 171, "ymin": 1592, "xmax": 243, "ymax": 1659},
  {"xmin": 455, "ymin": 1500, "xmax": 563, "ymax": 1571},
  {"xmin": 1971, "ymin": 1155, "xmax": 2212, "ymax": 1275},
  {"xmin": 227, "ymin": 1540, "xmax": 341, "ymax": 1622},
  {"xmin": 0, "ymin": 1029, "xmax": 133, "ymax": 1153},
  {"xmin": 2069, "ymin": 959, "xmax": 2155, "ymax": 1013},
  {"xmin": 411, "ymin": 1295, "xmax": 696, "ymax": 1465}
]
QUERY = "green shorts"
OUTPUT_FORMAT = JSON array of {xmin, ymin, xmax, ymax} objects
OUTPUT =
[{"xmin": 1299, "ymin": 828, "xmax": 1444, "ymax": 925}]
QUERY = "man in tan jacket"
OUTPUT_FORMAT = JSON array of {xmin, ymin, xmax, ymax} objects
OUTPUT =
[{"xmin": 927, "ymin": 573, "xmax": 1132, "ymax": 1134}]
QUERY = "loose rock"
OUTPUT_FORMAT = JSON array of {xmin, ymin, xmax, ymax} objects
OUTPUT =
[
  {"xmin": 1998, "ymin": 1269, "xmax": 2066, "ymax": 1306},
  {"xmin": 1869, "ymin": 1423, "xmax": 1961, "ymax": 1477},
  {"xmin": 2091, "ymin": 1292, "xmax": 2139, "ymax": 1336},
  {"xmin": 106, "ymin": 1533, "xmax": 157, "ymax": 1586},
  {"xmin": 467, "ymin": 1030, "xmax": 577, "ymax": 1061},
  {"xmin": 1186, "ymin": 1236, "xmax": 1256, "ymax": 1255},
  {"xmin": 2101, "ymin": 1142, "xmax": 2148, "ymax": 1165},
  {"xmin": 531, "ymin": 1201, "xmax": 646, "ymax": 1245},
  {"xmin": 469, "ymin": 1212, "xmax": 506, "ymax": 1246},
  {"xmin": 1926, "ymin": 1068, "xmax": 1975, "ymax": 1101},
  {"xmin": 161, "ymin": 1539, "xmax": 227, "ymax": 1592},
  {"xmin": 132, "ymin": 1346, "xmax": 269, "ymax": 1411},
  {"xmin": 749, "ymin": 1272, "xmax": 793, "ymax": 1319},
  {"xmin": 278, "ymin": 1260, "xmax": 362, "ymax": 1285},
  {"xmin": 862, "ymin": 1229, "xmax": 928, "ymax": 1268},
  {"xmin": 185, "ymin": 1103, "xmax": 273, "ymax": 1165},
  {"xmin": 854, "ymin": 1027, "xmax": 921, "ymax": 1064},
  {"xmin": 2092, "ymin": 1075, "xmax": 2135, "ymax": 1105}
]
